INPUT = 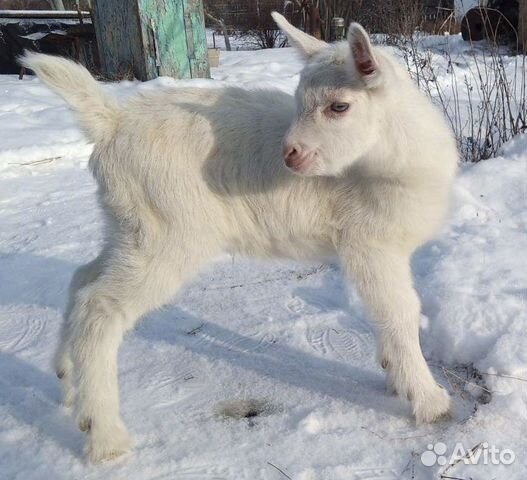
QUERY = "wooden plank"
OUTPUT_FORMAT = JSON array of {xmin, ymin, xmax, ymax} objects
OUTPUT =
[
  {"xmin": 0, "ymin": 10, "xmax": 90, "ymax": 19},
  {"xmin": 138, "ymin": 0, "xmax": 209, "ymax": 79},
  {"xmin": 139, "ymin": 0, "xmax": 191, "ymax": 78},
  {"xmin": 92, "ymin": 1, "xmax": 148, "ymax": 80},
  {"xmin": 184, "ymin": 0, "xmax": 209, "ymax": 78},
  {"xmin": 93, "ymin": 0, "xmax": 209, "ymax": 80}
]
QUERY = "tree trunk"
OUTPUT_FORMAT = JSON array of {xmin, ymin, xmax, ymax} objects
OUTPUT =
[
  {"xmin": 308, "ymin": 5, "xmax": 322, "ymax": 39},
  {"xmin": 204, "ymin": 10, "xmax": 232, "ymax": 51},
  {"xmin": 520, "ymin": 0, "xmax": 527, "ymax": 52}
]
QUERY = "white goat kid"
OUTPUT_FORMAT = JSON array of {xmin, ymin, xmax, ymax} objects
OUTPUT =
[{"xmin": 21, "ymin": 13, "xmax": 457, "ymax": 462}]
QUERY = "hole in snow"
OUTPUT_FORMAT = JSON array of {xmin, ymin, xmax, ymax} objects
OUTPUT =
[{"xmin": 214, "ymin": 398, "xmax": 275, "ymax": 420}]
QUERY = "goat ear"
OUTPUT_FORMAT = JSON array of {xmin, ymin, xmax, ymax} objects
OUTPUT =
[
  {"xmin": 348, "ymin": 23, "xmax": 382, "ymax": 87},
  {"xmin": 272, "ymin": 12, "xmax": 326, "ymax": 60}
]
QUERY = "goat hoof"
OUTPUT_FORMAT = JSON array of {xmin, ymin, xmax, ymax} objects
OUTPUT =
[
  {"xmin": 386, "ymin": 382, "xmax": 397, "ymax": 396},
  {"xmin": 85, "ymin": 422, "xmax": 132, "ymax": 463},
  {"xmin": 79, "ymin": 417, "xmax": 92, "ymax": 432},
  {"xmin": 414, "ymin": 386, "xmax": 451, "ymax": 424}
]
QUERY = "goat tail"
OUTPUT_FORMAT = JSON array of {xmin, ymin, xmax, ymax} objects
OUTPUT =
[{"xmin": 19, "ymin": 51, "xmax": 120, "ymax": 144}]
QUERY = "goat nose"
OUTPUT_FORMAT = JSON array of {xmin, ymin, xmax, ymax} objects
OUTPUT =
[{"xmin": 283, "ymin": 145, "xmax": 300, "ymax": 168}]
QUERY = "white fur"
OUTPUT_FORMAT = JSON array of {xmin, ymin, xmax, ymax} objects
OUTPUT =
[{"xmin": 20, "ymin": 14, "xmax": 458, "ymax": 462}]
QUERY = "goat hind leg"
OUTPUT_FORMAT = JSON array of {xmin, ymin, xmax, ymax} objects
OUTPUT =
[
  {"xmin": 68, "ymin": 245, "xmax": 207, "ymax": 462},
  {"xmin": 55, "ymin": 252, "xmax": 107, "ymax": 407}
]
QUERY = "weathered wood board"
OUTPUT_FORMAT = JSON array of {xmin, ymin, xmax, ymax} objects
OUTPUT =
[{"xmin": 93, "ymin": 0, "xmax": 209, "ymax": 80}]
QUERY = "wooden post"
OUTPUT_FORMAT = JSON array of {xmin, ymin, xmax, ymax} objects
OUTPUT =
[
  {"xmin": 92, "ymin": 0, "xmax": 209, "ymax": 81},
  {"xmin": 519, "ymin": 0, "xmax": 527, "ymax": 52}
]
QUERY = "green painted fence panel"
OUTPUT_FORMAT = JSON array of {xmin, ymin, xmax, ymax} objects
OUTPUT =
[
  {"xmin": 93, "ymin": 0, "xmax": 209, "ymax": 81},
  {"xmin": 184, "ymin": 0, "xmax": 209, "ymax": 78}
]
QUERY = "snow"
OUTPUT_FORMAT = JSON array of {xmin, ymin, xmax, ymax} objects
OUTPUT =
[
  {"xmin": 1, "ymin": 40, "xmax": 526, "ymax": 479},
  {"xmin": 206, "ymin": 29, "xmax": 258, "ymax": 51}
]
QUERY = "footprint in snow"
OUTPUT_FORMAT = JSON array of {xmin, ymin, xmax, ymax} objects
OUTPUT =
[
  {"xmin": 307, "ymin": 327, "xmax": 373, "ymax": 362},
  {"xmin": 0, "ymin": 308, "xmax": 46, "ymax": 353}
]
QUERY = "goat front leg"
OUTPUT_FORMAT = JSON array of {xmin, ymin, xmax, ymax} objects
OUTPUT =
[{"xmin": 339, "ymin": 245, "xmax": 451, "ymax": 424}]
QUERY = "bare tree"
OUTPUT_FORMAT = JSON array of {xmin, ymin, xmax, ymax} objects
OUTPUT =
[
  {"xmin": 203, "ymin": 2, "xmax": 232, "ymax": 51},
  {"xmin": 284, "ymin": 0, "xmax": 322, "ymax": 38},
  {"xmin": 204, "ymin": 7, "xmax": 232, "ymax": 51}
]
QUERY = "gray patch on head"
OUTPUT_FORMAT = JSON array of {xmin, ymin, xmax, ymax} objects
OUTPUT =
[
  {"xmin": 297, "ymin": 62, "xmax": 357, "ymax": 116},
  {"xmin": 301, "ymin": 62, "xmax": 353, "ymax": 92},
  {"xmin": 296, "ymin": 44, "xmax": 366, "ymax": 114}
]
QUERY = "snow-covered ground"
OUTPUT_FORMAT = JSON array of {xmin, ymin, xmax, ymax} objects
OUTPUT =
[
  {"xmin": 207, "ymin": 28, "xmax": 259, "ymax": 51},
  {"xmin": 1, "ymin": 41, "xmax": 526, "ymax": 479}
]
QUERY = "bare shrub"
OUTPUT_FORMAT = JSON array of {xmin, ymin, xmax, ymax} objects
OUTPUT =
[
  {"xmin": 317, "ymin": 0, "xmax": 427, "ymax": 39},
  {"xmin": 361, "ymin": 0, "xmax": 425, "ymax": 37},
  {"xmin": 395, "ymin": 25, "xmax": 527, "ymax": 162},
  {"xmin": 236, "ymin": 28, "xmax": 288, "ymax": 49},
  {"xmin": 319, "ymin": 1, "xmax": 456, "ymax": 40}
]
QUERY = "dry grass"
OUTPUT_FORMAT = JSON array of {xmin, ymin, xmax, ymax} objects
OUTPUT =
[{"xmin": 393, "ymin": 16, "xmax": 527, "ymax": 162}]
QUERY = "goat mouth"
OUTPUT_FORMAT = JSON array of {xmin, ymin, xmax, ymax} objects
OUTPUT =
[{"xmin": 285, "ymin": 156, "xmax": 314, "ymax": 174}]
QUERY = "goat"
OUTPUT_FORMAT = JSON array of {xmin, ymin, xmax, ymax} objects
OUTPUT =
[{"xmin": 21, "ymin": 13, "xmax": 458, "ymax": 462}]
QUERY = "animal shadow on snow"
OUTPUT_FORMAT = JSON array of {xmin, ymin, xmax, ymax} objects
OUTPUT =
[
  {"xmin": 0, "ymin": 253, "xmax": 439, "ymax": 424},
  {"xmin": 0, "ymin": 253, "xmax": 450, "ymax": 456},
  {"xmin": 0, "ymin": 351, "xmax": 83, "ymax": 456},
  {"xmin": 0, "ymin": 252, "xmax": 73, "ymax": 310},
  {"xmin": 137, "ymin": 305, "xmax": 408, "ymax": 419},
  {"xmin": 0, "ymin": 253, "xmax": 84, "ymax": 456}
]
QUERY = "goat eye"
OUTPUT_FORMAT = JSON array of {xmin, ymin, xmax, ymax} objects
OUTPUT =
[{"xmin": 330, "ymin": 102, "xmax": 350, "ymax": 113}]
